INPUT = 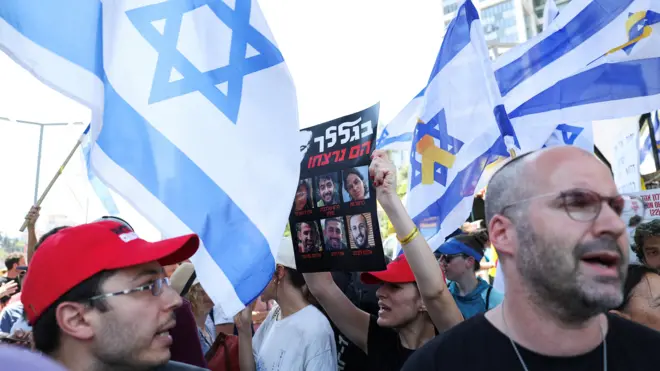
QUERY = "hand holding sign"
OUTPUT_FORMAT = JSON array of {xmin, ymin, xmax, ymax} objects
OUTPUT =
[{"xmin": 369, "ymin": 150, "xmax": 397, "ymax": 202}]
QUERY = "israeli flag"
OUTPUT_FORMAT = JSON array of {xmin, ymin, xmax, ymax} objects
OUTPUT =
[
  {"xmin": 405, "ymin": 0, "xmax": 515, "ymax": 252},
  {"xmin": 378, "ymin": 0, "xmax": 639, "ymax": 154},
  {"xmin": 80, "ymin": 124, "xmax": 120, "ymax": 216},
  {"xmin": 0, "ymin": 0, "xmax": 301, "ymax": 316},
  {"xmin": 539, "ymin": 0, "xmax": 594, "ymax": 153},
  {"xmin": 503, "ymin": 1, "xmax": 660, "ymax": 148}
]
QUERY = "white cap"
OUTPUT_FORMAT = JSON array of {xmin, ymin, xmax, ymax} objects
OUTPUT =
[
  {"xmin": 276, "ymin": 237, "xmax": 297, "ymax": 270},
  {"xmin": 170, "ymin": 262, "xmax": 199, "ymax": 295}
]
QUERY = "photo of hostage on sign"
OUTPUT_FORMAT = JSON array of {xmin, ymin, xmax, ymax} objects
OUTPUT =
[
  {"xmin": 290, "ymin": 103, "xmax": 385, "ymax": 272},
  {"xmin": 618, "ymin": 190, "xmax": 655, "ymax": 265},
  {"xmin": 347, "ymin": 213, "xmax": 376, "ymax": 250}
]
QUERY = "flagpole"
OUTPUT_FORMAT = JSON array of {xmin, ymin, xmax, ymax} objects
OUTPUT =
[
  {"xmin": 19, "ymin": 125, "xmax": 91, "ymax": 232},
  {"xmin": 644, "ymin": 113, "xmax": 660, "ymax": 171}
]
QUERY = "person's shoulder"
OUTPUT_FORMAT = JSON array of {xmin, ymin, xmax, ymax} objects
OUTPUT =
[
  {"xmin": 403, "ymin": 314, "xmax": 493, "ymax": 369},
  {"xmin": 300, "ymin": 305, "xmax": 333, "ymax": 332},
  {"xmin": 608, "ymin": 313, "xmax": 660, "ymax": 342},
  {"xmin": 155, "ymin": 360, "xmax": 209, "ymax": 370}
]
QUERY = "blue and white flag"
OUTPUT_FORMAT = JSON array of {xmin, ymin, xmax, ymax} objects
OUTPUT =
[
  {"xmin": 377, "ymin": 0, "xmax": 640, "ymax": 154},
  {"xmin": 80, "ymin": 124, "xmax": 120, "ymax": 216},
  {"xmin": 540, "ymin": 0, "xmax": 594, "ymax": 153},
  {"xmin": 404, "ymin": 0, "xmax": 515, "ymax": 252},
  {"xmin": 1, "ymin": 0, "xmax": 301, "ymax": 316},
  {"xmin": 503, "ymin": 1, "xmax": 660, "ymax": 147},
  {"xmin": 376, "ymin": 89, "xmax": 422, "ymax": 151}
]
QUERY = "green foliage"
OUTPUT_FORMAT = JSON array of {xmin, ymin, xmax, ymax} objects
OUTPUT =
[{"xmin": 0, "ymin": 232, "xmax": 24, "ymax": 259}]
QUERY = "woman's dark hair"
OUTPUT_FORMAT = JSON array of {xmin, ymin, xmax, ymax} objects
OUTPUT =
[
  {"xmin": 615, "ymin": 264, "xmax": 659, "ymax": 312},
  {"xmin": 284, "ymin": 267, "xmax": 324, "ymax": 312},
  {"xmin": 297, "ymin": 180, "xmax": 313, "ymax": 211},
  {"xmin": 96, "ymin": 216, "xmax": 134, "ymax": 231},
  {"xmin": 453, "ymin": 229, "xmax": 489, "ymax": 271},
  {"xmin": 633, "ymin": 219, "xmax": 660, "ymax": 263},
  {"xmin": 32, "ymin": 270, "xmax": 115, "ymax": 354}
]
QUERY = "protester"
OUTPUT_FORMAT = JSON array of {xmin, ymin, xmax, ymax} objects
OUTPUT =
[
  {"xmin": 235, "ymin": 238, "xmax": 336, "ymax": 370},
  {"xmin": 612, "ymin": 264, "xmax": 660, "ymax": 331},
  {"xmin": 437, "ymin": 231, "xmax": 503, "ymax": 319},
  {"xmin": 171, "ymin": 262, "xmax": 216, "ymax": 355},
  {"xmin": 0, "ymin": 345, "xmax": 68, "ymax": 371},
  {"xmin": 21, "ymin": 220, "xmax": 206, "ymax": 370},
  {"xmin": 0, "ymin": 287, "xmax": 23, "ymax": 333},
  {"xmin": 331, "ymin": 256, "xmax": 390, "ymax": 371},
  {"xmin": 633, "ymin": 219, "xmax": 660, "ymax": 269},
  {"xmin": 402, "ymin": 146, "xmax": 660, "ymax": 370},
  {"xmin": 1, "ymin": 253, "xmax": 24, "ymax": 288},
  {"xmin": 304, "ymin": 150, "xmax": 463, "ymax": 370},
  {"xmin": 0, "ymin": 252, "xmax": 25, "ymax": 309}
]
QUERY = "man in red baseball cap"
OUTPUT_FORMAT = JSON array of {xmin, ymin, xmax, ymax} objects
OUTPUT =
[{"xmin": 21, "ymin": 220, "xmax": 206, "ymax": 371}]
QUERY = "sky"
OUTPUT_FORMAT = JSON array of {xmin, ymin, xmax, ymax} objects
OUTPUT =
[{"xmin": 0, "ymin": 0, "xmax": 446, "ymax": 239}]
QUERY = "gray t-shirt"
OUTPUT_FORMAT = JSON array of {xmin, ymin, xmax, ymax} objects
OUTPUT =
[{"xmin": 155, "ymin": 361, "xmax": 209, "ymax": 370}]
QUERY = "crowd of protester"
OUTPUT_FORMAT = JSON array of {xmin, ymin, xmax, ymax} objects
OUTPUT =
[{"xmin": 2, "ymin": 147, "xmax": 660, "ymax": 370}]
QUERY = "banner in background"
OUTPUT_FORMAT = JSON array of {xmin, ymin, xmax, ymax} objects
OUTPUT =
[
  {"xmin": 613, "ymin": 122, "xmax": 642, "ymax": 193},
  {"xmin": 291, "ymin": 104, "xmax": 385, "ymax": 272},
  {"xmin": 622, "ymin": 189, "xmax": 660, "ymax": 264}
]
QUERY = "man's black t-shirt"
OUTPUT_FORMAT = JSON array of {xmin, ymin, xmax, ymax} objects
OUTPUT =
[
  {"xmin": 367, "ymin": 315, "xmax": 415, "ymax": 371},
  {"xmin": 402, "ymin": 313, "xmax": 660, "ymax": 370}
]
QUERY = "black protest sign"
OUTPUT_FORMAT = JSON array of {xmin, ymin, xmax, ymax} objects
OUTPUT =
[{"xmin": 290, "ymin": 103, "xmax": 385, "ymax": 273}]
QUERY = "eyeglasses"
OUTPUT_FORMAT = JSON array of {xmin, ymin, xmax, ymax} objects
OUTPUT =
[
  {"xmin": 438, "ymin": 253, "xmax": 468, "ymax": 263},
  {"xmin": 87, "ymin": 277, "xmax": 171, "ymax": 302},
  {"xmin": 500, "ymin": 188, "xmax": 645, "ymax": 226}
]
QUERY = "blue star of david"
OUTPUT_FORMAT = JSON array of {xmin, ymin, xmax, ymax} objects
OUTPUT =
[
  {"xmin": 541, "ymin": 124, "xmax": 584, "ymax": 149},
  {"xmin": 126, "ymin": 0, "xmax": 284, "ymax": 123},
  {"xmin": 410, "ymin": 109, "xmax": 463, "ymax": 189},
  {"xmin": 376, "ymin": 128, "xmax": 390, "ymax": 149}
]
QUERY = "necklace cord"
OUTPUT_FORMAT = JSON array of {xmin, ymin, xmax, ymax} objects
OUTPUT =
[{"xmin": 500, "ymin": 302, "xmax": 607, "ymax": 371}]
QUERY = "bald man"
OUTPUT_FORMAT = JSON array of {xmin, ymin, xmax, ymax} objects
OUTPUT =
[{"xmin": 403, "ymin": 146, "xmax": 660, "ymax": 370}]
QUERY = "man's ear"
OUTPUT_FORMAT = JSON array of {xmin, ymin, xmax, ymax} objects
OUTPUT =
[
  {"xmin": 488, "ymin": 215, "xmax": 516, "ymax": 257},
  {"xmin": 55, "ymin": 302, "xmax": 95, "ymax": 341}
]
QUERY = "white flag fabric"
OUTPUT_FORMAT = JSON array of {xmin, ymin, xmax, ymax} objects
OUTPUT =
[{"xmin": 0, "ymin": 0, "xmax": 301, "ymax": 317}]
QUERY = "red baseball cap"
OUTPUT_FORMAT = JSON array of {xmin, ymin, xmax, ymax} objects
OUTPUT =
[
  {"xmin": 361, "ymin": 254, "xmax": 416, "ymax": 284},
  {"xmin": 21, "ymin": 221, "xmax": 199, "ymax": 325}
]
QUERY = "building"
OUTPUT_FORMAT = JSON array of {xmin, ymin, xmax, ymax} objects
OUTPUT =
[{"xmin": 441, "ymin": 0, "xmax": 572, "ymax": 56}]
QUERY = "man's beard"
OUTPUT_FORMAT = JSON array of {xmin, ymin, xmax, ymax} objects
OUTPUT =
[
  {"xmin": 355, "ymin": 234, "xmax": 367, "ymax": 248},
  {"xmin": 323, "ymin": 192, "xmax": 334, "ymax": 203},
  {"xmin": 328, "ymin": 237, "xmax": 341, "ymax": 249},
  {"xmin": 515, "ymin": 218, "xmax": 625, "ymax": 324}
]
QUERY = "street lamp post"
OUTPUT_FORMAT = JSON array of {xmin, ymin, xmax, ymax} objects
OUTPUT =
[{"xmin": 0, "ymin": 117, "xmax": 73, "ymax": 204}]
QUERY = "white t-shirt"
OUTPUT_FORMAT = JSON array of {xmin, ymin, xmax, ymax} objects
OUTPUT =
[{"xmin": 252, "ymin": 304, "xmax": 336, "ymax": 371}]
